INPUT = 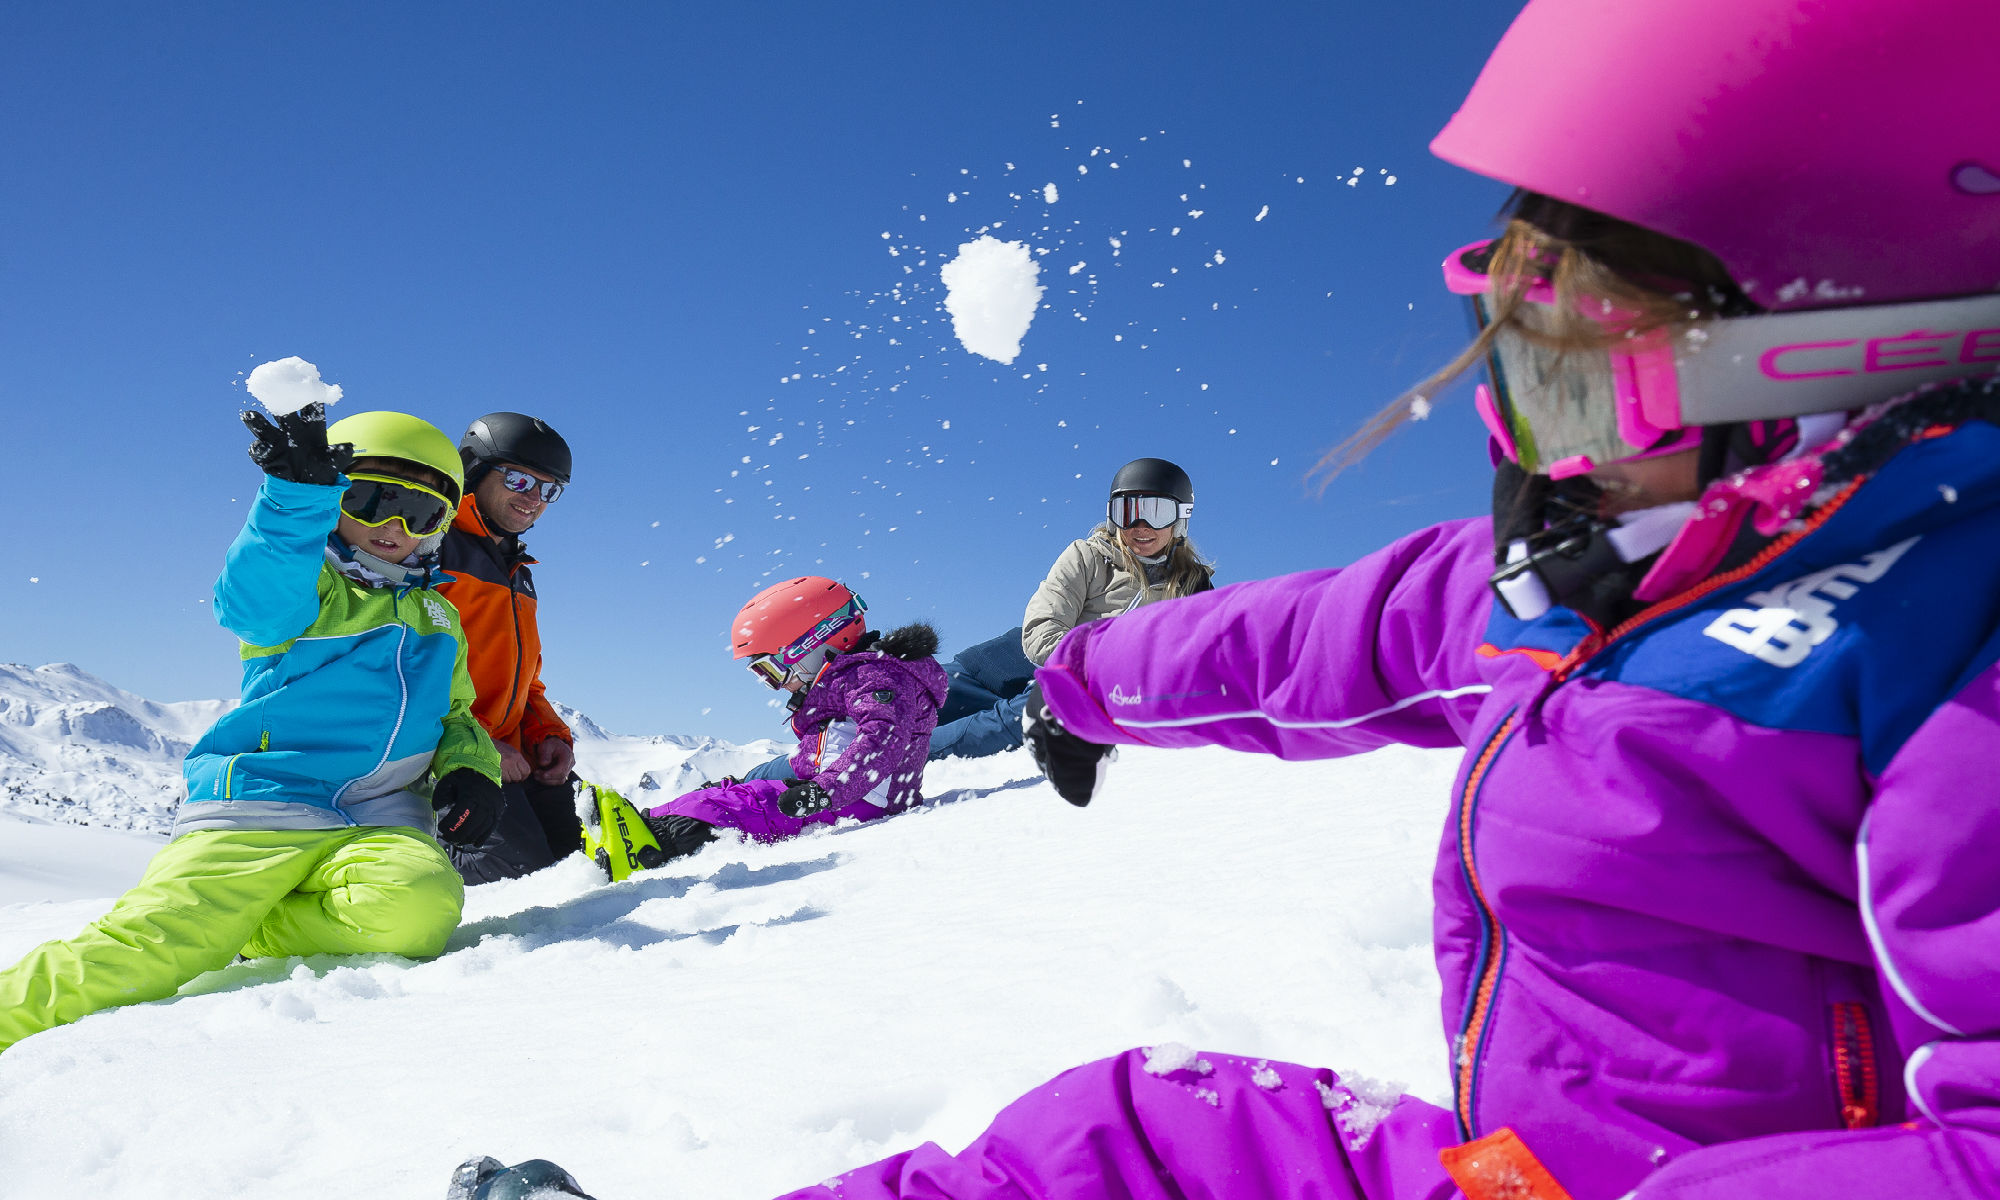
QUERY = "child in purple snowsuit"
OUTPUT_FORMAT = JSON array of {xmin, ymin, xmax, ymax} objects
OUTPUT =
[
  {"xmin": 455, "ymin": 4, "xmax": 2000, "ymax": 1198},
  {"xmin": 638, "ymin": 578, "xmax": 949, "ymax": 861},
  {"xmin": 767, "ymin": 2, "xmax": 2000, "ymax": 1198}
]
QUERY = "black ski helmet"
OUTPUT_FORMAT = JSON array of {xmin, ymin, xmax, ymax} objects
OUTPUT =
[
  {"xmin": 1108, "ymin": 457, "xmax": 1193, "ymax": 505},
  {"xmin": 460, "ymin": 412, "xmax": 572, "ymax": 486}
]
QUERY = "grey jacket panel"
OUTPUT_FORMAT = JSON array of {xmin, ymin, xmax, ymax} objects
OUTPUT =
[{"xmin": 1021, "ymin": 531, "xmax": 1166, "ymax": 665}]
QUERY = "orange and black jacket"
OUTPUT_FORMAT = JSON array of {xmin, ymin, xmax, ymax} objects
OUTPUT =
[{"xmin": 435, "ymin": 494, "xmax": 572, "ymax": 751}]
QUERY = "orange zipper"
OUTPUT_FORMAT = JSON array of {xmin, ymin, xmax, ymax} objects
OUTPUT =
[
  {"xmin": 1831, "ymin": 1002, "xmax": 1880, "ymax": 1130},
  {"xmin": 1451, "ymin": 475, "xmax": 1870, "ymax": 1137},
  {"xmin": 1453, "ymin": 712, "xmax": 1520, "ymax": 1137}
]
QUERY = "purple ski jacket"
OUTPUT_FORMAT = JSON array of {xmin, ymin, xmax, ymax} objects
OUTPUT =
[{"xmin": 1021, "ymin": 407, "xmax": 2000, "ymax": 1198}]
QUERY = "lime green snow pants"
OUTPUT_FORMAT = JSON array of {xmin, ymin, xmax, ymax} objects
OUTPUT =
[{"xmin": 0, "ymin": 825, "xmax": 463, "ymax": 1054}]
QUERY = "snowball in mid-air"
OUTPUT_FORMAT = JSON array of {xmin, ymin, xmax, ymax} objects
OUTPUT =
[
  {"xmin": 941, "ymin": 236, "xmax": 1044, "ymax": 365},
  {"xmin": 245, "ymin": 357, "xmax": 342, "ymax": 415}
]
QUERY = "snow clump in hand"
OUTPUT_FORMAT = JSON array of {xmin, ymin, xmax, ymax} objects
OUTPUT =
[
  {"xmin": 246, "ymin": 357, "xmax": 343, "ymax": 415},
  {"xmin": 1315, "ymin": 1071, "xmax": 1405, "ymax": 1152},
  {"xmin": 941, "ymin": 236, "xmax": 1044, "ymax": 365},
  {"xmin": 1142, "ymin": 1042, "xmax": 1213, "ymax": 1078}
]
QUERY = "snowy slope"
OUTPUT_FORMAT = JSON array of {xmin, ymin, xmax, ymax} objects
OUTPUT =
[
  {"xmin": 0, "ymin": 741, "xmax": 1459, "ymax": 1200},
  {"xmin": 0, "ymin": 663, "xmax": 233, "ymax": 835},
  {"xmin": 555, "ymin": 701, "xmax": 791, "ymax": 799},
  {"xmin": 0, "ymin": 664, "xmax": 782, "ymax": 841}
]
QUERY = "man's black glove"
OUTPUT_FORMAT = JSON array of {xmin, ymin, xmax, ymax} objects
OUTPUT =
[
  {"xmin": 1022, "ymin": 683, "xmax": 1116, "ymax": 807},
  {"xmin": 432, "ymin": 768, "xmax": 503, "ymax": 846},
  {"xmin": 695, "ymin": 775, "xmax": 739, "ymax": 790},
  {"xmin": 241, "ymin": 402, "xmax": 354, "ymax": 486},
  {"xmin": 777, "ymin": 779, "xmax": 836, "ymax": 818}
]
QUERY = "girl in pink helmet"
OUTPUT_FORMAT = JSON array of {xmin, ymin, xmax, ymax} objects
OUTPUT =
[
  {"xmin": 632, "ymin": 577, "xmax": 949, "ymax": 863},
  {"xmin": 460, "ymin": 2, "xmax": 2000, "ymax": 1196}
]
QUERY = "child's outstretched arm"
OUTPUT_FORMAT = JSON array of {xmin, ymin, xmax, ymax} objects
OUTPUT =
[
  {"xmin": 1038, "ymin": 517, "xmax": 1498, "ymax": 761},
  {"xmin": 213, "ymin": 405, "xmax": 353, "ymax": 648}
]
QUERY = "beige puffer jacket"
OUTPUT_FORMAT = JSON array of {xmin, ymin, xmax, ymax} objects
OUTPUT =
[{"xmin": 1021, "ymin": 529, "xmax": 1179, "ymax": 665}]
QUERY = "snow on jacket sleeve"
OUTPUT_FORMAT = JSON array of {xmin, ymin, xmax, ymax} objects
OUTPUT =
[
  {"xmin": 1037, "ymin": 517, "xmax": 1497, "ymax": 759},
  {"xmin": 428, "ymin": 596, "xmax": 503, "ymax": 786},
  {"xmin": 810, "ymin": 660, "xmax": 931, "ymax": 810},
  {"xmin": 1631, "ymin": 658, "xmax": 2000, "ymax": 1199},
  {"xmin": 1022, "ymin": 539, "xmax": 1109, "ymax": 666},
  {"xmin": 213, "ymin": 475, "xmax": 345, "ymax": 649}
]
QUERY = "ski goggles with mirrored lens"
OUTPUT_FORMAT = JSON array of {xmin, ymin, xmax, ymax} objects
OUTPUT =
[
  {"xmin": 744, "ymin": 595, "xmax": 869, "ymax": 689},
  {"xmin": 1108, "ymin": 493, "xmax": 1192, "ymax": 530},
  {"xmin": 340, "ymin": 473, "xmax": 455, "ymax": 538},
  {"xmin": 1444, "ymin": 240, "xmax": 1693, "ymax": 478},
  {"xmin": 501, "ymin": 466, "xmax": 564, "ymax": 503},
  {"xmin": 745, "ymin": 654, "xmax": 791, "ymax": 689},
  {"xmin": 1443, "ymin": 239, "xmax": 2000, "ymax": 478}
]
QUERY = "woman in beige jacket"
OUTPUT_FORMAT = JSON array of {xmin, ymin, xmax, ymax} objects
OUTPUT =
[{"xmin": 1021, "ymin": 458, "xmax": 1215, "ymax": 666}]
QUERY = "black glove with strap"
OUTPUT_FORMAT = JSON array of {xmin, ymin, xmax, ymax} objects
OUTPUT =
[
  {"xmin": 776, "ymin": 779, "xmax": 836, "ymax": 818},
  {"xmin": 432, "ymin": 768, "xmax": 503, "ymax": 846},
  {"xmin": 241, "ymin": 402, "xmax": 354, "ymax": 486},
  {"xmin": 1022, "ymin": 683, "xmax": 1116, "ymax": 807}
]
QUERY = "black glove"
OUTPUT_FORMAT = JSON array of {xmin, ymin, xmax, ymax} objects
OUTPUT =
[
  {"xmin": 640, "ymin": 813, "xmax": 718, "ymax": 866},
  {"xmin": 1022, "ymin": 683, "xmax": 1116, "ymax": 807},
  {"xmin": 241, "ymin": 402, "xmax": 354, "ymax": 486},
  {"xmin": 694, "ymin": 775, "xmax": 739, "ymax": 790},
  {"xmin": 432, "ymin": 768, "xmax": 503, "ymax": 846},
  {"xmin": 777, "ymin": 779, "xmax": 836, "ymax": 818}
]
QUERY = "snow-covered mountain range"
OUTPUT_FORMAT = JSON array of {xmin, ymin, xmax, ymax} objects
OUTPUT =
[
  {"xmin": 0, "ymin": 664, "xmax": 788, "ymax": 838},
  {"xmin": 0, "ymin": 663, "xmax": 233, "ymax": 835}
]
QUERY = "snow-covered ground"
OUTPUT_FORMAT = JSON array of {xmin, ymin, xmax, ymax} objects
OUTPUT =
[{"xmin": 0, "ymin": 732, "xmax": 1458, "ymax": 1200}]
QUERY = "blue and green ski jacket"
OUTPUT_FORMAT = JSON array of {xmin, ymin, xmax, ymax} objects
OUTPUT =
[{"xmin": 176, "ymin": 475, "xmax": 500, "ymax": 835}]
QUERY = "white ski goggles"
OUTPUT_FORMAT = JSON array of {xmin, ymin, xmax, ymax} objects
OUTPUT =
[
  {"xmin": 1443, "ymin": 239, "xmax": 2000, "ymax": 477},
  {"xmin": 1109, "ymin": 493, "xmax": 1191, "ymax": 530}
]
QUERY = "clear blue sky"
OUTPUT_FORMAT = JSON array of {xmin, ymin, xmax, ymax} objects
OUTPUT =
[{"xmin": 2, "ymin": 3, "xmax": 1522, "ymax": 742}]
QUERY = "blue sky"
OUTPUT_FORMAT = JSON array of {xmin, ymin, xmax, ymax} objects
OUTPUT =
[{"xmin": 3, "ymin": 3, "xmax": 1522, "ymax": 742}]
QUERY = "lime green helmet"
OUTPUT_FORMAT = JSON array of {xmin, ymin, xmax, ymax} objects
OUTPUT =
[{"xmin": 326, "ymin": 411, "xmax": 466, "ymax": 506}]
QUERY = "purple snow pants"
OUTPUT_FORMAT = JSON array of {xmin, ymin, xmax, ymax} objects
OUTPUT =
[
  {"xmin": 774, "ymin": 1048, "xmax": 1460, "ymax": 1200},
  {"xmin": 644, "ymin": 778, "xmax": 894, "ymax": 845}
]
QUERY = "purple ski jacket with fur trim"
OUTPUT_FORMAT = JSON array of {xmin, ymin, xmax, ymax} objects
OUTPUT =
[{"xmin": 1026, "ymin": 411, "xmax": 2000, "ymax": 1199}]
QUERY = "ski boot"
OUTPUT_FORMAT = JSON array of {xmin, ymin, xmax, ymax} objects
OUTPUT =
[
  {"xmin": 447, "ymin": 1155, "xmax": 595, "ymax": 1199},
  {"xmin": 575, "ymin": 778, "xmax": 667, "ymax": 881}
]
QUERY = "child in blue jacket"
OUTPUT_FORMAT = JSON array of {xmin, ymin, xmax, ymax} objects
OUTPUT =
[{"xmin": 0, "ymin": 404, "xmax": 502, "ymax": 1054}]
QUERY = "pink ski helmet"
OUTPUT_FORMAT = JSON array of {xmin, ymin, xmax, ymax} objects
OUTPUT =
[{"xmin": 1431, "ymin": 0, "xmax": 2000, "ymax": 312}]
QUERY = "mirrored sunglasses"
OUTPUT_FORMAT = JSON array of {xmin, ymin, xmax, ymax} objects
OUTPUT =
[
  {"xmin": 1108, "ymin": 493, "xmax": 1190, "ymax": 530},
  {"xmin": 341, "ymin": 473, "xmax": 454, "ymax": 538},
  {"xmin": 501, "ymin": 466, "xmax": 564, "ymax": 503}
]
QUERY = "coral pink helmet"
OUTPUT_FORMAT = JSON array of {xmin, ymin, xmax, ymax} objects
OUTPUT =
[
  {"xmin": 730, "ymin": 576, "xmax": 868, "ymax": 659},
  {"xmin": 1431, "ymin": 0, "xmax": 2000, "ymax": 312}
]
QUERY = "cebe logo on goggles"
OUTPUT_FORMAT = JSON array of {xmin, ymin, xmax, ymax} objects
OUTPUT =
[
  {"xmin": 745, "ymin": 595, "xmax": 868, "ymax": 690},
  {"xmin": 1108, "ymin": 494, "xmax": 1191, "ymax": 530},
  {"xmin": 1443, "ymin": 239, "xmax": 2000, "ymax": 478},
  {"xmin": 340, "ymin": 473, "xmax": 455, "ymax": 538}
]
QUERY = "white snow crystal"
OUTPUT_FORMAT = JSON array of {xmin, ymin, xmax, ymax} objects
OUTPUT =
[
  {"xmin": 1192, "ymin": 1087, "xmax": 1220, "ymax": 1107},
  {"xmin": 1940, "ymin": 484, "xmax": 1959, "ymax": 503},
  {"xmin": 1142, "ymin": 1042, "xmax": 1213, "ymax": 1077},
  {"xmin": 1043, "ymin": 183, "xmax": 1059, "ymax": 204},
  {"xmin": 1251, "ymin": 1062, "xmax": 1284, "ymax": 1091},
  {"xmin": 1068, "ymin": 262, "xmax": 1086, "ymax": 275},
  {"xmin": 1254, "ymin": 205, "xmax": 1269, "ymax": 222},
  {"xmin": 1409, "ymin": 397, "xmax": 1433, "ymax": 420},
  {"xmin": 940, "ymin": 236, "xmax": 1044, "ymax": 365},
  {"xmin": 245, "ymin": 357, "xmax": 342, "ymax": 415},
  {"xmin": 1316, "ymin": 1072, "xmax": 1405, "ymax": 1152}
]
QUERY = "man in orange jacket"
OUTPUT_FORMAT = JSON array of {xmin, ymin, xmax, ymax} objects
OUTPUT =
[{"xmin": 436, "ymin": 412, "xmax": 580, "ymax": 884}]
